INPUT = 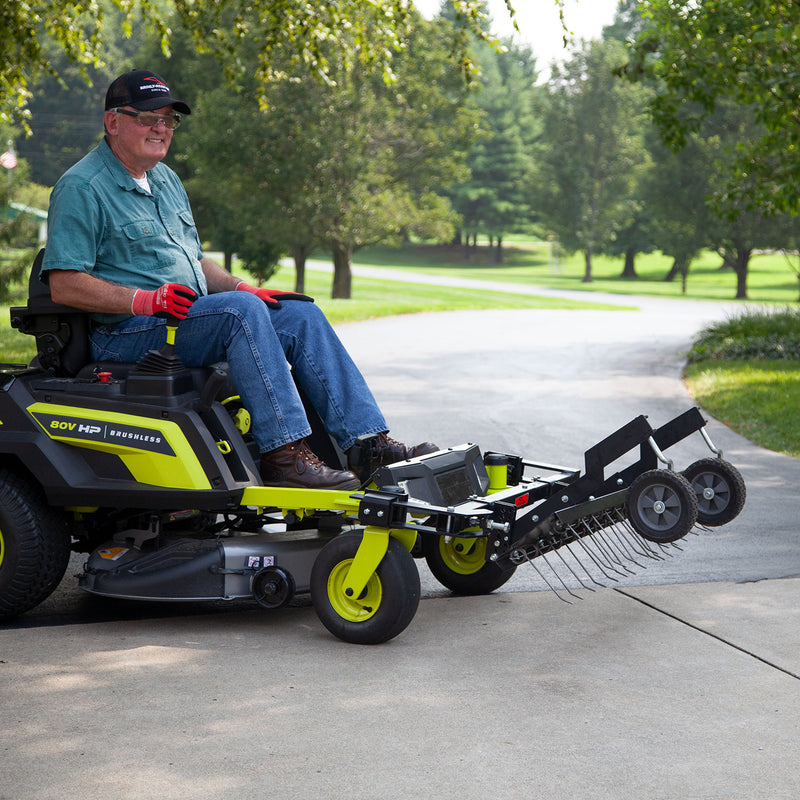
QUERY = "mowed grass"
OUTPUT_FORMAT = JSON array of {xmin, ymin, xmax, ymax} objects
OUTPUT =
[
  {"xmin": 257, "ymin": 258, "xmax": 628, "ymax": 325},
  {"xmin": 0, "ymin": 254, "xmax": 622, "ymax": 366},
  {"xmin": 349, "ymin": 240, "xmax": 800, "ymax": 304},
  {"xmin": 684, "ymin": 360, "xmax": 800, "ymax": 457}
]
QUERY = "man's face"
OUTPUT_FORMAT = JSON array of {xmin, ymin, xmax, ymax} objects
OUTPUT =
[{"xmin": 104, "ymin": 105, "xmax": 176, "ymax": 177}]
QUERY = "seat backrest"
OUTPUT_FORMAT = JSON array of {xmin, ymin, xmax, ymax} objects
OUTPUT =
[{"xmin": 9, "ymin": 248, "xmax": 93, "ymax": 376}]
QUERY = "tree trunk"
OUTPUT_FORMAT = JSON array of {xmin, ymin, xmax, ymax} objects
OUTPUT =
[
  {"xmin": 292, "ymin": 244, "xmax": 309, "ymax": 294},
  {"xmin": 583, "ymin": 248, "xmax": 593, "ymax": 283},
  {"xmin": 331, "ymin": 243, "xmax": 353, "ymax": 299},
  {"xmin": 496, "ymin": 234, "xmax": 504, "ymax": 265},
  {"xmin": 732, "ymin": 247, "xmax": 752, "ymax": 300},
  {"xmin": 224, "ymin": 251, "xmax": 233, "ymax": 272},
  {"xmin": 663, "ymin": 258, "xmax": 679, "ymax": 281},
  {"xmin": 620, "ymin": 248, "xmax": 637, "ymax": 278}
]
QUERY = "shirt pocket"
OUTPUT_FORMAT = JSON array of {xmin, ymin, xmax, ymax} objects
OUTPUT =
[
  {"xmin": 121, "ymin": 219, "xmax": 172, "ymax": 267},
  {"xmin": 176, "ymin": 209, "xmax": 201, "ymax": 252}
]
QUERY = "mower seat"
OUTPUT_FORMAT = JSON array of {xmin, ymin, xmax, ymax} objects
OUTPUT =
[
  {"xmin": 9, "ymin": 248, "xmax": 93, "ymax": 377},
  {"xmin": 8, "ymin": 249, "xmax": 346, "ymax": 469}
]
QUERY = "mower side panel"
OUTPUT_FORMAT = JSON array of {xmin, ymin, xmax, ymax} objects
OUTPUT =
[{"xmin": 0, "ymin": 370, "xmax": 258, "ymax": 509}]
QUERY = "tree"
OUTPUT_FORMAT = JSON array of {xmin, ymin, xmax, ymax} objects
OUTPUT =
[
  {"xmin": 702, "ymin": 102, "xmax": 800, "ymax": 300},
  {"xmin": 640, "ymin": 128, "xmax": 710, "ymax": 293},
  {"xmin": 448, "ymin": 39, "xmax": 539, "ymax": 263},
  {"xmin": 532, "ymin": 39, "xmax": 649, "ymax": 281},
  {"xmin": 149, "ymin": 9, "xmax": 477, "ymax": 298},
  {"xmin": 0, "ymin": 0, "xmax": 169, "ymax": 127},
  {"xmin": 0, "ymin": 158, "xmax": 41, "ymax": 302},
  {"xmin": 624, "ymin": 0, "xmax": 800, "ymax": 215},
  {"xmin": 19, "ymin": 3, "xmax": 147, "ymax": 186}
]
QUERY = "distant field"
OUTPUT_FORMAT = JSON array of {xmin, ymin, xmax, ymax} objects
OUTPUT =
[{"xmin": 340, "ymin": 240, "xmax": 800, "ymax": 305}]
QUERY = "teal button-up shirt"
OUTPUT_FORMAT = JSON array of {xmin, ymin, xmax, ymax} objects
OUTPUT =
[{"xmin": 42, "ymin": 137, "xmax": 207, "ymax": 323}]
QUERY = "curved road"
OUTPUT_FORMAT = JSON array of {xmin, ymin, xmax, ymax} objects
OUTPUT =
[{"xmin": 10, "ymin": 275, "xmax": 800, "ymax": 623}]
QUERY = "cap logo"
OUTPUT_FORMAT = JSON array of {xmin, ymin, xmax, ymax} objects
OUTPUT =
[{"xmin": 141, "ymin": 77, "xmax": 169, "ymax": 94}]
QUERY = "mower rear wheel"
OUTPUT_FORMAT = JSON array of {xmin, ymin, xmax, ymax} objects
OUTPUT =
[
  {"xmin": 625, "ymin": 469, "xmax": 698, "ymax": 544},
  {"xmin": 424, "ymin": 535, "xmax": 515, "ymax": 595},
  {"xmin": 310, "ymin": 531, "xmax": 420, "ymax": 644},
  {"xmin": 0, "ymin": 469, "xmax": 71, "ymax": 621},
  {"xmin": 682, "ymin": 458, "xmax": 746, "ymax": 527}
]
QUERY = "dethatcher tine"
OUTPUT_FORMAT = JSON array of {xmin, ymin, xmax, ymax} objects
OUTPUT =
[{"xmin": 0, "ymin": 251, "xmax": 746, "ymax": 643}]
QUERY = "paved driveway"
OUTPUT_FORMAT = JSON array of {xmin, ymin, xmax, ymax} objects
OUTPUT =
[{"xmin": 336, "ymin": 282, "xmax": 800, "ymax": 593}]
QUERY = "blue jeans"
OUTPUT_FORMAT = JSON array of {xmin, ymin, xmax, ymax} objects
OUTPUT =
[{"xmin": 90, "ymin": 291, "xmax": 387, "ymax": 453}]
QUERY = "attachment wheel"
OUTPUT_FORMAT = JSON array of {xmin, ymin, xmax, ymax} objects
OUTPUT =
[
  {"xmin": 682, "ymin": 458, "xmax": 746, "ymax": 526},
  {"xmin": 625, "ymin": 469, "xmax": 698, "ymax": 543}
]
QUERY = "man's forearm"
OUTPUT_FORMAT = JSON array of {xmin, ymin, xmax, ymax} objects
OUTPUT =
[
  {"xmin": 48, "ymin": 270, "xmax": 137, "ymax": 314},
  {"xmin": 200, "ymin": 257, "xmax": 241, "ymax": 293}
]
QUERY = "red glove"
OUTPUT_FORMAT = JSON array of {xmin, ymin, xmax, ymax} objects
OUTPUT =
[
  {"xmin": 236, "ymin": 281, "xmax": 314, "ymax": 309},
  {"xmin": 131, "ymin": 283, "xmax": 197, "ymax": 320}
]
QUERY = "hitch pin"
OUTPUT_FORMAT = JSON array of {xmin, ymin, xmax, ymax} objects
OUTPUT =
[{"xmin": 485, "ymin": 520, "xmax": 511, "ymax": 534}]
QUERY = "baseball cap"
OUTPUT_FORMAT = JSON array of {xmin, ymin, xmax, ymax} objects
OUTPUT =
[{"xmin": 105, "ymin": 69, "xmax": 191, "ymax": 115}]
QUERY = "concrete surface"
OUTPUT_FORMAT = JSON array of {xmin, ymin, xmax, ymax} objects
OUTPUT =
[
  {"xmin": 2, "ymin": 275, "xmax": 799, "ymax": 799},
  {"xmin": 1, "ymin": 582, "xmax": 799, "ymax": 799}
]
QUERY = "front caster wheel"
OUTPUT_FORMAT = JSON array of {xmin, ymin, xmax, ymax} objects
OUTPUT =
[
  {"xmin": 625, "ymin": 469, "xmax": 698, "ymax": 543},
  {"xmin": 682, "ymin": 458, "xmax": 746, "ymax": 526},
  {"xmin": 424, "ymin": 535, "xmax": 515, "ymax": 595},
  {"xmin": 311, "ymin": 531, "xmax": 420, "ymax": 644}
]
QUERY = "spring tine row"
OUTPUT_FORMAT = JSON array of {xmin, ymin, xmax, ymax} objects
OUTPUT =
[
  {"xmin": 551, "ymin": 543, "xmax": 596, "ymax": 593},
  {"xmin": 577, "ymin": 520, "xmax": 628, "ymax": 577},
  {"xmin": 571, "ymin": 533, "xmax": 619, "ymax": 584},
  {"xmin": 522, "ymin": 506, "xmax": 701, "ymax": 603},
  {"xmin": 603, "ymin": 510, "xmax": 663, "ymax": 560},
  {"xmin": 523, "ymin": 548, "xmax": 576, "ymax": 604}
]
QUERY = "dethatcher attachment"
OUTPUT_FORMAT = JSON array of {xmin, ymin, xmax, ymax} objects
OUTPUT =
[{"xmin": 361, "ymin": 406, "xmax": 746, "ymax": 607}]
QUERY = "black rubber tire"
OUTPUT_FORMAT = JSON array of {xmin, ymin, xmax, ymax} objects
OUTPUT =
[
  {"xmin": 682, "ymin": 458, "xmax": 746, "ymax": 527},
  {"xmin": 625, "ymin": 469, "xmax": 698, "ymax": 544},
  {"xmin": 423, "ymin": 534, "xmax": 515, "ymax": 595},
  {"xmin": 310, "ymin": 531, "xmax": 420, "ymax": 645},
  {"xmin": 0, "ymin": 469, "xmax": 72, "ymax": 621}
]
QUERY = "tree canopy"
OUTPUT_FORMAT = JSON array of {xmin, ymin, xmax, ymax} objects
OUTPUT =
[
  {"xmin": 624, "ymin": 0, "xmax": 800, "ymax": 215},
  {"xmin": 0, "ymin": 0, "xmax": 519, "ymax": 125}
]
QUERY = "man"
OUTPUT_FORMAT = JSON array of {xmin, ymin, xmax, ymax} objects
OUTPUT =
[{"xmin": 42, "ymin": 69, "xmax": 436, "ymax": 490}]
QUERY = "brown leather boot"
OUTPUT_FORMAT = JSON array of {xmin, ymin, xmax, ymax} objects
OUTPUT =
[
  {"xmin": 260, "ymin": 440, "xmax": 360, "ymax": 490},
  {"xmin": 348, "ymin": 432, "xmax": 439, "ymax": 479},
  {"xmin": 374, "ymin": 432, "xmax": 439, "ymax": 464}
]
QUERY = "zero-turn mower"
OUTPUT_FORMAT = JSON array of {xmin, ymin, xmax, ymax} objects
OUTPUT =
[{"xmin": 0, "ymin": 252, "xmax": 746, "ymax": 643}]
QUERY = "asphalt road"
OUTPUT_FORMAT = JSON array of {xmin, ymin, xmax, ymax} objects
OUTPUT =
[
  {"xmin": 337, "ymin": 285, "xmax": 800, "ymax": 594},
  {"xmin": 7, "ymin": 282, "xmax": 800, "ymax": 626}
]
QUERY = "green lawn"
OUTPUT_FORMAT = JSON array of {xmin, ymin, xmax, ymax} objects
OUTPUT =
[
  {"xmin": 252, "ymin": 257, "xmax": 629, "ymax": 325},
  {"xmin": 0, "ymin": 257, "xmax": 622, "ymax": 366},
  {"xmin": 684, "ymin": 360, "xmax": 800, "ymax": 458},
  {"xmin": 345, "ymin": 240, "xmax": 800, "ymax": 305}
]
